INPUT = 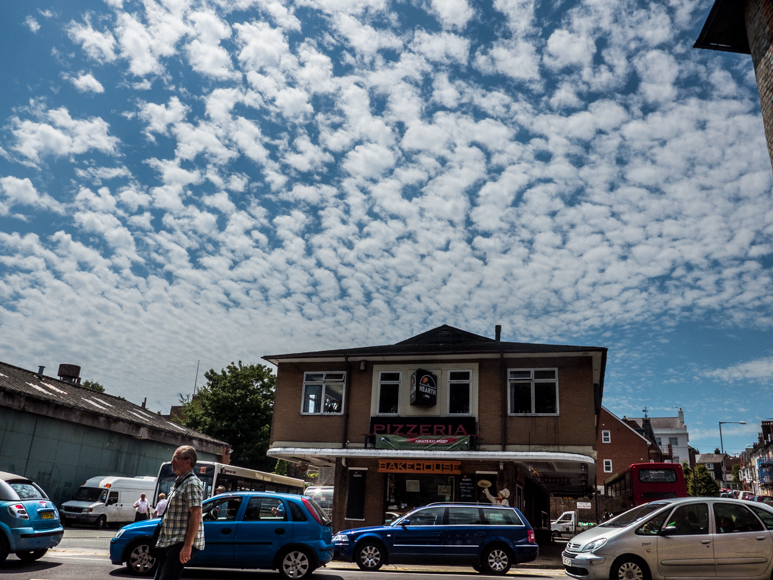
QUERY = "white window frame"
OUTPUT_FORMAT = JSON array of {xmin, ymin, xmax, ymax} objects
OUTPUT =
[
  {"xmin": 669, "ymin": 437, "xmax": 679, "ymax": 446},
  {"xmin": 447, "ymin": 369, "xmax": 472, "ymax": 416},
  {"xmin": 377, "ymin": 371, "xmax": 401, "ymax": 416},
  {"xmin": 507, "ymin": 368, "xmax": 559, "ymax": 416},
  {"xmin": 300, "ymin": 372, "xmax": 346, "ymax": 415},
  {"xmin": 602, "ymin": 430, "xmax": 611, "ymax": 444},
  {"xmin": 603, "ymin": 459, "xmax": 613, "ymax": 473}
]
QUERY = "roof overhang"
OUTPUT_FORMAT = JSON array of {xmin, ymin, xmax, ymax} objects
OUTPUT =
[{"xmin": 694, "ymin": 0, "xmax": 750, "ymax": 54}]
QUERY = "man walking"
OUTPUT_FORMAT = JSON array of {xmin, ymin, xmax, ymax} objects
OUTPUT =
[
  {"xmin": 133, "ymin": 493, "xmax": 150, "ymax": 521},
  {"xmin": 153, "ymin": 446, "xmax": 204, "ymax": 580},
  {"xmin": 153, "ymin": 493, "xmax": 167, "ymax": 518}
]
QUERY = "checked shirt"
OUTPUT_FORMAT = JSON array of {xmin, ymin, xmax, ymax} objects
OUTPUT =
[{"xmin": 156, "ymin": 470, "xmax": 205, "ymax": 550}]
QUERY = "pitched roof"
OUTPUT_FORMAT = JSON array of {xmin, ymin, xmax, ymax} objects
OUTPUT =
[
  {"xmin": 264, "ymin": 324, "xmax": 607, "ymax": 360},
  {"xmin": 696, "ymin": 454, "xmax": 723, "ymax": 463},
  {"xmin": 0, "ymin": 360, "xmax": 226, "ymax": 448},
  {"xmin": 601, "ymin": 407, "xmax": 651, "ymax": 445},
  {"xmin": 628, "ymin": 416, "xmax": 683, "ymax": 430}
]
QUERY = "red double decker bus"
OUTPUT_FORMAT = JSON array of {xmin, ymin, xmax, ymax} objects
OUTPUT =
[{"xmin": 604, "ymin": 462, "xmax": 688, "ymax": 516}]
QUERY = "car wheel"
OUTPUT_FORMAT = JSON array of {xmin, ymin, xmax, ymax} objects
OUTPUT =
[
  {"xmin": 17, "ymin": 549, "xmax": 48, "ymax": 562},
  {"xmin": 481, "ymin": 544, "xmax": 512, "ymax": 575},
  {"xmin": 612, "ymin": 556, "xmax": 650, "ymax": 580},
  {"xmin": 94, "ymin": 515, "xmax": 107, "ymax": 530},
  {"xmin": 125, "ymin": 539, "xmax": 157, "ymax": 576},
  {"xmin": 355, "ymin": 541, "xmax": 385, "ymax": 571},
  {"xmin": 278, "ymin": 548, "xmax": 314, "ymax": 579},
  {"xmin": 0, "ymin": 534, "xmax": 9, "ymax": 563}
]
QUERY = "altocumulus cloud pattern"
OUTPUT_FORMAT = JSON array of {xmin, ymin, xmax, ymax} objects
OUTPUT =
[{"xmin": 1, "ymin": 0, "xmax": 772, "ymax": 418}]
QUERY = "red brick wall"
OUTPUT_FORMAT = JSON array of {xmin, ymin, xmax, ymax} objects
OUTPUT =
[
  {"xmin": 596, "ymin": 407, "xmax": 651, "ymax": 487},
  {"xmin": 746, "ymin": 0, "xmax": 773, "ymax": 169}
]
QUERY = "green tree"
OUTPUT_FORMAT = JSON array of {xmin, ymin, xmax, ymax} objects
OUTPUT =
[
  {"xmin": 685, "ymin": 463, "xmax": 720, "ymax": 497},
  {"xmin": 81, "ymin": 380, "xmax": 105, "ymax": 393},
  {"xmin": 179, "ymin": 362, "xmax": 275, "ymax": 471},
  {"xmin": 732, "ymin": 464, "xmax": 741, "ymax": 485}
]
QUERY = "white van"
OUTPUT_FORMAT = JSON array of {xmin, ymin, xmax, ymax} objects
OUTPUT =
[{"xmin": 61, "ymin": 476, "xmax": 156, "ymax": 529}]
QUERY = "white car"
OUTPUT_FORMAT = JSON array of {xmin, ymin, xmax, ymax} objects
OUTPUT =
[{"xmin": 563, "ymin": 497, "xmax": 773, "ymax": 580}]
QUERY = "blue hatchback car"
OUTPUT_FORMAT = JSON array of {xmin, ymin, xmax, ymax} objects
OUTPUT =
[
  {"xmin": 110, "ymin": 492, "xmax": 333, "ymax": 578},
  {"xmin": 0, "ymin": 471, "xmax": 63, "ymax": 563},
  {"xmin": 333, "ymin": 503, "xmax": 538, "ymax": 575}
]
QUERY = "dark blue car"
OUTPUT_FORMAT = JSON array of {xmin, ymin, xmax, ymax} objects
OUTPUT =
[
  {"xmin": 110, "ymin": 492, "xmax": 332, "ymax": 578},
  {"xmin": 333, "ymin": 503, "xmax": 538, "ymax": 575}
]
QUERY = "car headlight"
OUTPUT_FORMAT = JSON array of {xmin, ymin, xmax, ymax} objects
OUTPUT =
[
  {"xmin": 581, "ymin": 538, "xmax": 607, "ymax": 552},
  {"xmin": 114, "ymin": 528, "xmax": 125, "ymax": 539},
  {"xmin": 332, "ymin": 534, "xmax": 349, "ymax": 543}
]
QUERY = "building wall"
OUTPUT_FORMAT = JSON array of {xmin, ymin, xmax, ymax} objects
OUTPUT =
[
  {"xmin": 596, "ymin": 408, "xmax": 651, "ymax": 488},
  {"xmin": 746, "ymin": 0, "xmax": 773, "ymax": 169},
  {"xmin": 0, "ymin": 406, "xmax": 220, "ymax": 507}
]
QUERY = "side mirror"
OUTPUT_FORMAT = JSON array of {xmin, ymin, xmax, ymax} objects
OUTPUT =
[
  {"xmin": 660, "ymin": 525, "xmax": 678, "ymax": 536},
  {"xmin": 401, "ymin": 518, "xmax": 411, "ymax": 527}
]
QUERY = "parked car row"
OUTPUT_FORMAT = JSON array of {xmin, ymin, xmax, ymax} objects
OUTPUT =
[{"xmin": 720, "ymin": 488, "xmax": 773, "ymax": 504}]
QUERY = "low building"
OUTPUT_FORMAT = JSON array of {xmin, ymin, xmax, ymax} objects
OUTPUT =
[
  {"xmin": 264, "ymin": 324, "xmax": 607, "ymax": 535},
  {"xmin": 695, "ymin": 453, "xmax": 724, "ymax": 485},
  {"xmin": 0, "ymin": 360, "xmax": 228, "ymax": 506},
  {"xmin": 628, "ymin": 408, "xmax": 691, "ymax": 467}
]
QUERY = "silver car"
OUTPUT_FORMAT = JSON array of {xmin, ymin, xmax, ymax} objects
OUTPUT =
[{"xmin": 563, "ymin": 497, "xmax": 773, "ymax": 580}]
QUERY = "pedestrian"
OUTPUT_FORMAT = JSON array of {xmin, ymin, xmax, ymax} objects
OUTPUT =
[
  {"xmin": 153, "ymin": 445, "xmax": 205, "ymax": 580},
  {"xmin": 133, "ymin": 493, "xmax": 151, "ymax": 521},
  {"xmin": 215, "ymin": 485, "xmax": 225, "ymax": 495},
  {"xmin": 153, "ymin": 493, "xmax": 167, "ymax": 518},
  {"xmin": 483, "ymin": 486, "xmax": 510, "ymax": 506}
]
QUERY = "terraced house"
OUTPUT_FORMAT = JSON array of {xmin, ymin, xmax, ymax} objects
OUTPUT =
[{"xmin": 264, "ymin": 325, "xmax": 607, "ymax": 538}]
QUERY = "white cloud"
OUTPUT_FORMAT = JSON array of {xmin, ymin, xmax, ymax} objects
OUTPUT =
[
  {"xmin": 634, "ymin": 50, "xmax": 679, "ymax": 103},
  {"xmin": 68, "ymin": 20, "xmax": 117, "ymax": 62},
  {"xmin": 429, "ymin": 0, "xmax": 473, "ymax": 30},
  {"xmin": 25, "ymin": 16, "xmax": 40, "ymax": 33},
  {"xmin": 0, "ymin": 176, "xmax": 64, "ymax": 215},
  {"xmin": 410, "ymin": 30, "xmax": 469, "ymax": 64},
  {"xmin": 544, "ymin": 29, "xmax": 596, "ymax": 70},
  {"xmin": 704, "ymin": 357, "xmax": 773, "ymax": 384},
  {"xmin": 71, "ymin": 73, "xmax": 105, "ymax": 93}
]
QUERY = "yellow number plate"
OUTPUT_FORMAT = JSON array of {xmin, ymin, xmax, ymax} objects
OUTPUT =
[{"xmin": 40, "ymin": 511, "xmax": 54, "ymax": 519}]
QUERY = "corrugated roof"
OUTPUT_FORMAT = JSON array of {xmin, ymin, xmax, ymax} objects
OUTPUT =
[{"xmin": 0, "ymin": 360, "xmax": 225, "ymax": 446}]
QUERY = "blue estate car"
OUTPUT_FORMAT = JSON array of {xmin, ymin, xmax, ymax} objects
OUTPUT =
[
  {"xmin": 333, "ymin": 503, "xmax": 539, "ymax": 575},
  {"xmin": 110, "ymin": 492, "xmax": 333, "ymax": 578},
  {"xmin": 0, "ymin": 470, "xmax": 63, "ymax": 563}
]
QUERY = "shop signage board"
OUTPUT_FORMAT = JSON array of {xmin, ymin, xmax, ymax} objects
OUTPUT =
[
  {"xmin": 410, "ymin": 368, "xmax": 438, "ymax": 406},
  {"xmin": 370, "ymin": 416, "xmax": 477, "ymax": 437},
  {"xmin": 459, "ymin": 475, "xmax": 475, "ymax": 501},
  {"xmin": 378, "ymin": 460, "xmax": 462, "ymax": 474},
  {"xmin": 375, "ymin": 434, "xmax": 472, "ymax": 450},
  {"xmin": 576, "ymin": 502, "xmax": 592, "ymax": 509}
]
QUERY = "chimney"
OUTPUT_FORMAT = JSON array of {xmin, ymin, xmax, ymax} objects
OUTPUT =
[
  {"xmin": 678, "ymin": 407, "xmax": 684, "ymax": 427},
  {"xmin": 142, "ymin": 397, "xmax": 147, "ymax": 409},
  {"xmin": 58, "ymin": 364, "xmax": 81, "ymax": 384},
  {"xmin": 495, "ymin": 325, "xmax": 501, "ymax": 341},
  {"xmin": 36, "ymin": 365, "xmax": 45, "ymax": 379}
]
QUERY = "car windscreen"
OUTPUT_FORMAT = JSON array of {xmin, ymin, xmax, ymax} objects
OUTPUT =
[
  {"xmin": 8, "ymin": 480, "xmax": 47, "ymax": 500},
  {"xmin": 75, "ymin": 487, "xmax": 107, "ymax": 502},
  {"xmin": 601, "ymin": 502, "xmax": 670, "ymax": 527}
]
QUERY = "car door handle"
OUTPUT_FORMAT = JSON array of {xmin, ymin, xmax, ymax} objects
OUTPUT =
[
  {"xmin": 275, "ymin": 528, "xmax": 285, "ymax": 535},
  {"xmin": 757, "ymin": 536, "xmax": 767, "ymax": 541},
  {"xmin": 700, "ymin": 539, "xmax": 711, "ymax": 544},
  {"xmin": 220, "ymin": 528, "xmax": 232, "ymax": 534}
]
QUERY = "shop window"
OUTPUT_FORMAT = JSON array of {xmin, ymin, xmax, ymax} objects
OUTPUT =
[
  {"xmin": 378, "ymin": 372, "xmax": 400, "ymax": 415},
  {"xmin": 602, "ymin": 430, "xmax": 611, "ymax": 443},
  {"xmin": 507, "ymin": 368, "xmax": 558, "ymax": 415},
  {"xmin": 448, "ymin": 370, "xmax": 471, "ymax": 415},
  {"xmin": 302, "ymin": 372, "xmax": 345, "ymax": 414}
]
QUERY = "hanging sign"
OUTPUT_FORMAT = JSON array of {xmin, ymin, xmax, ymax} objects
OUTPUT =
[
  {"xmin": 410, "ymin": 368, "xmax": 437, "ymax": 406},
  {"xmin": 375, "ymin": 434, "xmax": 472, "ymax": 450}
]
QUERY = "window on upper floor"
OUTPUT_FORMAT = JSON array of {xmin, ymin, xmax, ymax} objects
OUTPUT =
[
  {"xmin": 604, "ymin": 459, "xmax": 613, "ymax": 473},
  {"xmin": 301, "ymin": 372, "xmax": 345, "ymax": 415},
  {"xmin": 602, "ymin": 430, "xmax": 611, "ymax": 443},
  {"xmin": 448, "ymin": 370, "xmax": 471, "ymax": 415},
  {"xmin": 656, "ymin": 437, "xmax": 662, "ymax": 446},
  {"xmin": 508, "ymin": 368, "xmax": 558, "ymax": 416},
  {"xmin": 378, "ymin": 372, "xmax": 400, "ymax": 415},
  {"xmin": 669, "ymin": 437, "xmax": 679, "ymax": 446}
]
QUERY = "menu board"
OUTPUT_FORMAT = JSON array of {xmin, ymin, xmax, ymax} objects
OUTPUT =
[{"xmin": 459, "ymin": 475, "xmax": 475, "ymax": 501}]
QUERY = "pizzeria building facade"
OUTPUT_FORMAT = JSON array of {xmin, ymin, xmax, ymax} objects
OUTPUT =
[{"xmin": 264, "ymin": 325, "xmax": 607, "ymax": 536}]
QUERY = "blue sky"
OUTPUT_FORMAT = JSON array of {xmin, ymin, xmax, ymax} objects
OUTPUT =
[{"xmin": 0, "ymin": 0, "xmax": 771, "ymax": 458}]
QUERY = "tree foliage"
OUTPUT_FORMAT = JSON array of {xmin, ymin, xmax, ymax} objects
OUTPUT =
[
  {"xmin": 179, "ymin": 362, "xmax": 275, "ymax": 471},
  {"xmin": 82, "ymin": 380, "xmax": 105, "ymax": 393},
  {"xmin": 732, "ymin": 464, "xmax": 741, "ymax": 484},
  {"xmin": 683, "ymin": 462, "xmax": 720, "ymax": 497}
]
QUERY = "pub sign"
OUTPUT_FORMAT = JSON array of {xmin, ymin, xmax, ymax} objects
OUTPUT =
[{"xmin": 410, "ymin": 368, "xmax": 437, "ymax": 406}]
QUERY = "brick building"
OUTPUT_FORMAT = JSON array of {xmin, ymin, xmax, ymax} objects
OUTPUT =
[
  {"xmin": 695, "ymin": 0, "xmax": 773, "ymax": 168},
  {"xmin": 264, "ymin": 325, "xmax": 607, "ymax": 536}
]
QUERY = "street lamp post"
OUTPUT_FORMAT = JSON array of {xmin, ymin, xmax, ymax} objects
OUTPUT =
[{"xmin": 719, "ymin": 421, "xmax": 746, "ymax": 489}]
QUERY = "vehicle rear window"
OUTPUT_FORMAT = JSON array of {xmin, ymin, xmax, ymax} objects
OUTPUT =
[
  {"xmin": 9, "ymin": 481, "xmax": 46, "ymax": 499},
  {"xmin": 638, "ymin": 469, "xmax": 677, "ymax": 483},
  {"xmin": 289, "ymin": 501, "xmax": 307, "ymax": 522},
  {"xmin": 482, "ymin": 508, "xmax": 522, "ymax": 526},
  {"xmin": 448, "ymin": 507, "xmax": 481, "ymax": 525}
]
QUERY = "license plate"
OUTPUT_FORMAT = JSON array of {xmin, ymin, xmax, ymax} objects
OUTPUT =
[
  {"xmin": 40, "ymin": 511, "xmax": 54, "ymax": 519},
  {"xmin": 563, "ymin": 556, "xmax": 573, "ymax": 567}
]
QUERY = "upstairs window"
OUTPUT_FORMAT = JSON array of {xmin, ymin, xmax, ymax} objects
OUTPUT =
[
  {"xmin": 302, "ymin": 372, "xmax": 345, "ymax": 415},
  {"xmin": 448, "ymin": 370, "xmax": 471, "ymax": 415},
  {"xmin": 508, "ymin": 368, "xmax": 559, "ymax": 415},
  {"xmin": 602, "ymin": 430, "xmax": 611, "ymax": 443},
  {"xmin": 669, "ymin": 437, "xmax": 679, "ymax": 446},
  {"xmin": 378, "ymin": 372, "xmax": 400, "ymax": 415}
]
